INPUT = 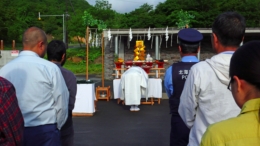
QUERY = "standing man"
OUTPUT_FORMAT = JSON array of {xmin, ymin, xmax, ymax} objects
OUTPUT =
[
  {"xmin": 47, "ymin": 40, "xmax": 77, "ymax": 146},
  {"xmin": 0, "ymin": 77, "xmax": 24, "ymax": 145},
  {"xmin": 164, "ymin": 28, "xmax": 203, "ymax": 146},
  {"xmin": 178, "ymin": 12, "xmax": 245, "ymax": 146},
  {"xmin": 0, "ymin": 27, "xmax": 69, "ymax": 146}
]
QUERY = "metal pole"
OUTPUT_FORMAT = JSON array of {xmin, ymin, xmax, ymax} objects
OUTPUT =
[
  {"xmin": 115, "ymin": 36, "xmax": 118, "ymax": 54},
  {"xmin": 155, "ymin": 36, "xmax": 159, "ymax": 78},
  {"xmin": 114, "ymin": 36, "xmax": 118, "ymax": 78},
  {"xmin": 155, "ymin": 36, "xmax": 159, "ymax": 59},
  {"xmin": 63, "ymin": 14, "xmax": 65, "ymax": 44}
]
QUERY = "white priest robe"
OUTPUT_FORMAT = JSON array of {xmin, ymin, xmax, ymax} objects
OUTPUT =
[{"xmin": 120, "ymin": 66, "xmax": 148, "ymax": 105}]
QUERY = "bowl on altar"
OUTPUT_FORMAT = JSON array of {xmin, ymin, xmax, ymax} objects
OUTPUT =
[
  {"xmin": 156, "ymin": 61, "xmax": 164, "ymax": 68},
  {"xmin": 125, "ymin": 61, "xmax": 133, "ymax": 67},
  {"xmin": 142, "ymin": 66, "xmax": 151, "ymax": 74},
  {"xmin": 134, "ymin": 62, "xmax": 143, "ymax": 67},
  {"xmin": 145, "ymin": 62, "xmax": 153, "ymax": 67},
  {"xmin": 100, "ymin": 94, "xmax": 107, "ymax": 98},
  {"xmin": 114, "ymin": 62, "xmax": 123, "ymax": 69}
]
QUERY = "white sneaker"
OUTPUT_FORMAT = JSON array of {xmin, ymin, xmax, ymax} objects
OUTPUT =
[
  {"xmin": 134, "ymin": 106, "xmax": 140, "ymax": 111},
  {"xmin": 130, "ymin": 106, "xmax": 135, "ymax": 111}
]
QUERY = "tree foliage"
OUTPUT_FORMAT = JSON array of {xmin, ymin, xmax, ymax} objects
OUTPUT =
[{"xmin": 0, "ymin": 0, "xmax": 260, "ymax": 43}]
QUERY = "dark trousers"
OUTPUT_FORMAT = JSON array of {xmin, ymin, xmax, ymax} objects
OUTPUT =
[
  {"xmin": 170, "ymin": 114, "xmax": 190, "ymax": 146},
  {"xmin": 60, "ymin": 114, "xmax": 74, "ymax": 146},
  {"xmin": 23, "ymin": 124, "xmax": 61, "ymax": 146}
]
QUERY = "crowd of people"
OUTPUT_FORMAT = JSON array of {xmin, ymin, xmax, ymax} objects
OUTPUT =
[
  {"xmin": 165, "ymin": 11, "xmax": 260, "ymax": 146},
  {"xmin": 0, "ymin": 27, "xmax": 77, "ymax": 146},
  {"xmin": 0, "ymin": 11, "xmax": 260, "ymax": 146}
]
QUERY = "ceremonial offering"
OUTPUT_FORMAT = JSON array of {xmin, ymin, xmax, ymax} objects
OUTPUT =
[
  {"xmin": 155, "ymin": 60, "xmax": 164, "ymax": 68},
  {"xmin": 134, "ymin": 40, "xmax": 146, "ymax": 61},
  {"xmin": 125, "ymin": 61, "xmax": 133, "ymax": 67},
  {"xmin": 145, "ymin": 62, "xmax": 153, "ymax": 67},
  {"xmin": 134, "ymin": 61, "xmax": 143, "ymax": 67},
  {"xmin": 142, "ymin": 66, "xmax": 151, "ymax": 74},
  {"xmin": 115, "ymin": 57, "xmax": 124, "ymax": 69}
]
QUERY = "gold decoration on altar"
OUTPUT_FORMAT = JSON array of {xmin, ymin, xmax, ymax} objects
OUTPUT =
[{"xmin": 134, "ymin": 40, "xmax": 146, "ymax": 61}]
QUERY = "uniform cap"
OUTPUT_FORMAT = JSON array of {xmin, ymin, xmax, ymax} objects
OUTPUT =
[{"xmin": 178, "ymin": 28, "xmax": 203, "ymax": 44}]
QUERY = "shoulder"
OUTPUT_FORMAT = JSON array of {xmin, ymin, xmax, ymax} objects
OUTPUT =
[
  {"xmin": 189, "ymin": 61, "xmax": 212, "ymax": 74},
  {"xmin": 0, "ymin": 77, "xmax": 13, "ymax": 89},
  {"xmin": 202, "ymin": 117, "xmax": 242, "ymax": 143},
  {"xmin": 60, "ymin": 67, "xmax": 76, "ymax": 78}
]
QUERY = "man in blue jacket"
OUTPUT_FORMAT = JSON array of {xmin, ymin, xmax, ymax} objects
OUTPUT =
[{"xmin": 164, "ymin": 28, "xmax": 203, "ymax": 146}]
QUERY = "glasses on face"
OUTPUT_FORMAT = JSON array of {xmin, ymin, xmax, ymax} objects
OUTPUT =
[{"xmin": 227, "ymin": 79, "xmax": 233, "ymax": 91}]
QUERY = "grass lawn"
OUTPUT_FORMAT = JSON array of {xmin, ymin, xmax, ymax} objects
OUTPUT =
[
  {"xmin": 63, "ymin": 60, "xmax": 102, "ymax": 75},
  {"xmin": 64, "ymin": 46, "xmax": 102, "ymax": 75}
]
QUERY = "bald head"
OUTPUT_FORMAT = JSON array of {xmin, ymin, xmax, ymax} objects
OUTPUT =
[{"xmin": 22, "ymin": 27, "xmax": 47, "ymax": 50}]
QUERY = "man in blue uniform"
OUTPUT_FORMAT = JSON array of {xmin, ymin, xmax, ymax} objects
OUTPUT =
[{"xmin": 164, "ymin": 28, "xmax": 203, "ymax": 146}]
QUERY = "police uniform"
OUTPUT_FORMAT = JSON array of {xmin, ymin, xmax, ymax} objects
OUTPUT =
[{"xmin": 164, "ymin": 28, "xmax": 203, "ymax": 146}]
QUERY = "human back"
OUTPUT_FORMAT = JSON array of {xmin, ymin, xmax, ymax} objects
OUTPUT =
[
  {"xmin": 0, "ymin": 53, "xmax": 66, "ymax": 126},
  {"xmin": 178, "ymin": 11, "xmax": 246, "ymax": 146},
  {"xmin": 201, "ymin": 40, "xmax": 260, "ymax": 146}
]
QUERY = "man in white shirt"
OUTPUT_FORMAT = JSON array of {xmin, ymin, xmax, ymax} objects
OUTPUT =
[
  {"xmin": 0, "ymin": 27, "xmax": 69, "ymax": 146},
  {"xmin": 178, "ymin": 12, "xmax": 246, "ymax": 146}
]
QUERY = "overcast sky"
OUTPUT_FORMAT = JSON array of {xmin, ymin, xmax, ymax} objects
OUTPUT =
[{"xmin": 87, "ymin": 0, "xmax": 166, "ymax": 13}]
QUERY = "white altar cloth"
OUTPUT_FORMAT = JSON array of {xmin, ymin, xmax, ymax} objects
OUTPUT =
[
  {"xmin": 113, "ymin": 78, "xmax": 162, "ymax": 99},
  {"xmin": 73, "ymin": 83, "xmax": 96, "ymax": 114}
]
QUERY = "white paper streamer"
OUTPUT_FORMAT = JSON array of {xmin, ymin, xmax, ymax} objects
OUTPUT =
[
  {"xmin": 129, "ymin": 28, "xmax": 132, "ymax": 41},
  {"xmin": 147, "ymin": 27, "xmax": 151, "ymax": 40}
]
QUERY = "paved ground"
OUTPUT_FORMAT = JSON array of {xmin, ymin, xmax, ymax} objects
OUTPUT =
[
  {"xmin": 73, "ymin": 99, "xmax": 171, "ymax": 146},
  {"xmin": 73, "ymin": 75, "xmax": 170, "ymax": 146}
]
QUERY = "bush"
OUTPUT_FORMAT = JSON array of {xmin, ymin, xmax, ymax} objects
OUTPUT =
[{"xmin": 65, "ymin": 46, "xmax": 102, "ymax": 74}]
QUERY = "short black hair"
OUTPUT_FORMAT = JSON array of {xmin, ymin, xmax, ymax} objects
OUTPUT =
[
  {"xmin": 178, "ymin": 39, "xmax": 200, "ymax": 54},
  {"xmin": 212, "ymin": 12, "xmax": 245, "ymax": 47},
  {"xmin": 230, "ymin": 40, "xmax": 260, "ymax": 90},
  {"xmin": 47, "ymin": 40, "xmax": 66, "ymax": 62}
]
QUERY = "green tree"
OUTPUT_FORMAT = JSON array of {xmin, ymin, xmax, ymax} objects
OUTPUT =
[{"xmin": 175, "ymin": 9, "xmax": 195, "ymax": 28}]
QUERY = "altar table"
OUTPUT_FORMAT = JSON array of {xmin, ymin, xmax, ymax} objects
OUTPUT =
[{"xmin": 73, "ymin": 83, "xmax": 96, "ymax": 116}]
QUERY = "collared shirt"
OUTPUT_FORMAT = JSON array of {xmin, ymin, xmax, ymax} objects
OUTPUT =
[
  {"xmin": 201, "ymin": 98, "xmax": 260, "ymax": 146},
  {"xmin": 0, "ymin": 51, "xmax": 69, "ymax": 130},
  {"xmin": 0, "ymin": 77, "xmax": 24, "ymax": 145},
  {"xmin": 164, "ymin": 56, "xmax": 199, "ymax": 98}
]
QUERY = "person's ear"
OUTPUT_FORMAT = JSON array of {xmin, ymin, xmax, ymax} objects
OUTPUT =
[
  {"xmin": 197, "ymin": 46, "xmax": 200, "ymax": 53},
  {"xmin": 61, "ymin": 53, "xmax": 65, "ymax": 61},
  {"xmin": 212, "ymin": 33, "xmax": 219, "ymax": 47},
  {"xmin": 178, "ymin": 46, "xmax": 182, "ymax": 52},
  {"xmin": 178, "ymin": 46, "xmax": 183, "ymax": 56},
  {"xmin": 233, "ymin": 76, "xmax": 241, "ymax": 92}
]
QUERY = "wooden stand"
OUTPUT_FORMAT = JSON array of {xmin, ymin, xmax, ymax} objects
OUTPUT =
[
  {"xmin": 96, "ymin": 86, "xmax": 111, "ymax": 101},
  {"xmin": 73, "ymin": 113, "xmax": 94, "ymax": 117}
]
